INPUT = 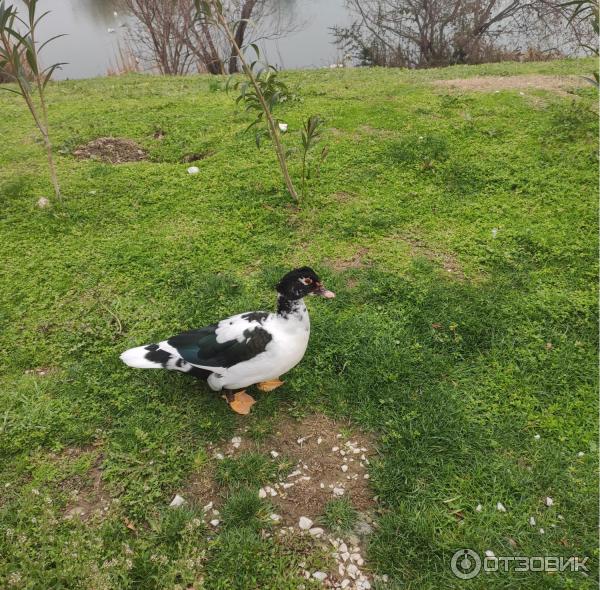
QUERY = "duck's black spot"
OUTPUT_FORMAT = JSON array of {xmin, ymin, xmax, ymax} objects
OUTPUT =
[
  {"xmin": 145, "ymin": 345, "xmax": 171, "ymax": 366},
  {"xmin": 168, "ymin": 324, "xmax": 272, "ymax": 368},
  {"xmin": 175, "ymin": 358, "xmax": 184, "ymax": 367},
  {"xmin": 241, "ymin": 311, "xmax": 269, "ymax": 323}
]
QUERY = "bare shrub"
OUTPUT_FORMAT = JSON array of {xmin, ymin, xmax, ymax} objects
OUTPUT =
[
  {"xmin": 333, "ymin": 0, "xmax": 596, "ymax": 68},
  {"xmin": 119, "ymin": 0, "xmax": 298, "ymax": 75}
]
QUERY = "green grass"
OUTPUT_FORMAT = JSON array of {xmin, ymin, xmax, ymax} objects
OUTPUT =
[
  {"xmin": 0, "ymin": 57, "xmax": 597, "ymax": 589},
  {"xmin": 322, "ymin": 498, "xmax": 359, "ymax": 533}
]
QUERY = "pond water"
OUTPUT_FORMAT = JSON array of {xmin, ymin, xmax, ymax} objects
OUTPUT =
[{"xmin": 14, "ymin": 0, "xmax": 351, "ymax": 80}]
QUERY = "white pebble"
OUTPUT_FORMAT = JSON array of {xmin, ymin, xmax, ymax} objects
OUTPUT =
[
  {"xmin": 363, "ymin": 474, "xmax": 370, "ymax": 479},
  {"xmin": 496, "ymin": 502, "xmax": 506, "ymax": 512},
  {"xmin": 475, "ymin": 504, "xmax": 482, "ymax": 512},
  {"xmin": 270, "ymin": 450, "xmax": 279, "ymax": 458},
  {"xmin": 258, "ymin": 488, "xmax": 267, "ymax": 498},
  {"xmin": 288, "ymin": 470, "xmax": 302, "ymax": 478},
  {"xmin": 333, "ymin": 487, "xmax": 345, "ymax": 496},
  {"xmin": 169, "ymin": 494, "xmax": 185, "ymax": 507},
  {"xmin": 332, "ymin": 447, "xmax": 339, "ymax": 452},
  {"xmin": 37, "ymin": 197, "xmax": 50, "ymax": 208},
  {"xmin": 341, "ymin": 580, "xmax": 350, "ymax": 589},
  {"xmin": 350, "ymin": 553, "xmax": 361, "ymax": 562},
  {"xmin": 297, "ymin": 437, "xmax": 307, "ymax": 445},
  {"xmin": 545, "ymin": 497, "xmax": 553, "ymax": 507},
  {"xmin": 210, "ymin": 519, "xmax": 220, "ymax": 527},
  {"xmin": 341, "ymin": 465, "xmax": 349, "ymax": 472},
  {"xmin": 282, "ymin": 483, "xmax": 294, "ymax": 489},
  {"xmin": 214, "ymin": 452, "xmax": 224, "ymax": 460},
  {"xmin": 312, "ymin": 572, "xmax": 327, "ymax": 581},
  {"xmin": 317, "ymin": 437, "xmax": 323, "ymax": 444},
  {"xmin": 309, "ymin": 527, "xmax": 324, "ymax": 537},
  {"xmin": 339, "ymin": 564, "xmax": 346, "ymax": 576},
  {"xmin": 539, "ymin": 528, "xmax": 545, "ymax": 534},
  {"xmin": 341, "ymin": 551, "xmax": 350, "ymax": 561},
  {"xmin": 485, "ymin": 550, "xmax": 495, "ymax": 558},
  {"xmin": 577, "ymin": 451, "xmax": 585, "ymax": 457},
  {"xmin": 534, "ymin": 434, "xmax": 541, "ymax": 440},
  {"xmin": 340, "ymin": 450, "xmax": 346, "ymax": 456},
  {"xmin": 529, "ymin": 516, "xmax": 536, "ymax": 526},
  {"xmin": 269, "ymin": 513, "xmax": 281, "ymax": 522},
  {"xmin": 298, "ymin": 516, "xmax": 313, "ymax": 530},
  {"xmin": 278, "ymin": 122, "xmax": 288, "ymax": 133},
  {"xmin": 320, "ymin": 483, "xmax": 325, "ymax": 489},
  {"xmin": 202, "ymin": 502, "xmax": 213, "ymax": 512},
  {"xmin": 187, "ymin": 166, "xmax": 200, "ymax": 175},
  {"xmin": 557, "ymin": 514, "xmax": 564, "ymax": 520},
  {"xmin": 346, "ymin": 564, "xmax": 358, "ymax": 579},
  {"xmin": 231, "ymin": 436, "xmax": 241, "ymax": 448},
  {"xmin": 339, "ymin": 543, "xmax": 348, "ymax": 553}
]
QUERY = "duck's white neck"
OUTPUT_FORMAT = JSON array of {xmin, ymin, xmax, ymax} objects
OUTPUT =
[{"xmin": 276, "ymin": 294, "xmax": 307, "ymax": 319}]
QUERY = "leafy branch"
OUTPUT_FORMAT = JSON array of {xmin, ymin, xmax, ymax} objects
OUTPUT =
[
  {"xmin": 195, "ymin": 0, "xmax": 299, "ymax": 202},
  {"xmin": 0, "ymin": 0, "xmax": 65, "ymax": 203}
]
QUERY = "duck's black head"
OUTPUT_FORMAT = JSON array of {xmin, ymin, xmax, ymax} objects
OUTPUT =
[{"xmin": 276, "ymin": 267, "xmax": 336, "ymax": 301}]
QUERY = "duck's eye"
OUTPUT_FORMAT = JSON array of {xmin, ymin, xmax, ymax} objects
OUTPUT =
[{"xmin": 300, "ymin": 277, "xmax": 313, "ymax": 285}]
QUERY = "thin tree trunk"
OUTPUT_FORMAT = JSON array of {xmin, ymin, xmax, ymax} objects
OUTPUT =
[{"xmin": 214, "ymin": 9, "xmax": 299, "ymax": 201}]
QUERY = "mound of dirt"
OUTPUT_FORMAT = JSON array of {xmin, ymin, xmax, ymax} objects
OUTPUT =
[{"xmin": 73, "ymin": 137, "xmax": 148, "ymax": 164}]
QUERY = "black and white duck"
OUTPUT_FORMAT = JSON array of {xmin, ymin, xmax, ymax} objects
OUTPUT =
[{"xmin": 120, "ymin": 267, "xmax": 335, "ymax": 414}]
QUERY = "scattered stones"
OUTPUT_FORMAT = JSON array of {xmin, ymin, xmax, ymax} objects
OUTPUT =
[
  {"xmin": 187, "ymin": 166, "xmax": 200, "ymax": 174},
  {"xmin": 534, "ymin": 434, "xmax": 541, "ymax": 440},
  {"xmin": 210, "ymin": 519, "xmax": 220, "ymax": 527},
  {"xmin": 539, "ymin": 528, "xmax": 545, "ymax": 534},
  {"xmin": 529, "ymin": 516, "xmax": 536, "ymax": 526},
  {"xmin": 309, "ymin": 527, "xmax": 324, "ymax": 537},
  {"xmin": 475, "ymin": 504, "xmax": 483, "ymax": 512},
  {"xmin": 270, "ymin": 450, "xmax": 280, "ymax": 458},
  {"xmin": 341, "ymin": 465, "xmax": 349, "ymax": 472},
  {"xmin": 299, "ymin": 516, "xmax": 313, "ymax": 530},
  {"xmin": 577, "ymin": 451, "xmax": 585, "ymax": 457},
  {"xmin": 333, "ymin": 487, "xmax": 345, "ymax": 496},
  {"xmin": 496, "ymin": 502, "xmax": 506, "ymax": 512},
  {"xmin": 270, "ymin": 513, "xmax": 281, "ymax": 522},
  {"xmin": 169, "ymin": 494, "xmax": 185, "ymax": 508},
  {"xmin": 202, "ymin": 502, "xmax": 213, "ymax": 512},
  {"xmin": 485, "ymin": 550, "xmax": 495, "ymax": 558},
  {"xmin": 544, "ymin": 497, "xmax": 554, "ymax": 507},
  {"xmin": 231, "ymin": 436, "xmax": 241, "ymax": 449},
  {"xmin": 259, "ymin": 488, "xmax": 267, "ymax": 499},
  {"xmin": 312, "ymin": 571, "xmax": 327, "ymax": 581},
  {"xmin": 37, "ymin": 197, "xmax": 50, "ymax": 208}
]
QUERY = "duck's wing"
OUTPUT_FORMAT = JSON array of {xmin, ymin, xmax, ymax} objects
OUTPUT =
[{"xmin": 167, "ymin": 312, "xmax": 273, "ymax": 370}]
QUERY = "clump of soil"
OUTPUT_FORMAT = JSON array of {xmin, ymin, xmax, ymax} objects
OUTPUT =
[
  {"xmin": 327, "ymin": 248, "xmax": 370, "ymax": 273},
  {"xmin": 73, "ymin": 137, "xmax": 148, "ymax": 164}
]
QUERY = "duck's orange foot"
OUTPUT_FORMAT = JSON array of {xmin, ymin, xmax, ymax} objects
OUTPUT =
[
  {"xmin": 256, "ymin": 379, "xmax": 285, "ymax": 392},
  {"xmin": 228, "ymin": 391, "xmax": 256, "ymax": 415}
]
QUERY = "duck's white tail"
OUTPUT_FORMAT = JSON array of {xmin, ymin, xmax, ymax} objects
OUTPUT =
[{"xmin": 120, "ymin": 344, "xmax": 165, "ymax": 369}]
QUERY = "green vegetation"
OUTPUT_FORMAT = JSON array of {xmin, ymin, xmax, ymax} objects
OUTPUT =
[
  {"xmin": 0, "ymin": 57, "xmax": 597, "ymax": 588},
  {"xmin": 322, "ymin": 498, "xmax": 358, "ymax": 533}
]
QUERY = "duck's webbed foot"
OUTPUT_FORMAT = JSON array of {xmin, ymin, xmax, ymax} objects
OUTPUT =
[
  {"xmin": 256, "ymin": 379, "xmax": 284, "ymax": 392},
  {"xmin": 224, "ymin": 390, "xmax": 256, "ymax": 415}
]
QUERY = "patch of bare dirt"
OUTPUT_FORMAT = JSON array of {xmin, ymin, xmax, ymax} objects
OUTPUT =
[
  {"xmin": 434, "ymin": 74, "xmax": 584, "ymax": 94},
  {"xmin": 24, "ymin": 366, "xmax": 56, "ymax": 377},
  {"xmin": 55, "ymin": 448, "xmax": 111, "ymax": 522},
  {"xmin": 180, "ymin": 150, "xmax": 215, "ymax": 163},
  {"xmin": 185, "ymin": 414, "xmax": 376, "ymax": 524},
  {"xmin": 327, "ymin": 248, "xmax": 370, "ymax": 273},
  {"xmin": 331, "ymin": 191, "xmax": 358, "ymax": 203},
  {"xmin": 73, "ymin": 137, "xmax": 148, "ymax": 164},
  {"xmin": 398, "ymin": 234, "xmax": 465, "ymax": 280}
]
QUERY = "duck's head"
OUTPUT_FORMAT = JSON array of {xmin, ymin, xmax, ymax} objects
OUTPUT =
[{"xmin": 276, "ymin": 267, "xmax": 336, "ymax": 301}]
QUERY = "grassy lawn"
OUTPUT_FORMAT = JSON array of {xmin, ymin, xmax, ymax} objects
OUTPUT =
[{"xmin": 0, "ymin": 57, "xmax": 597, "ymax": 589}]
